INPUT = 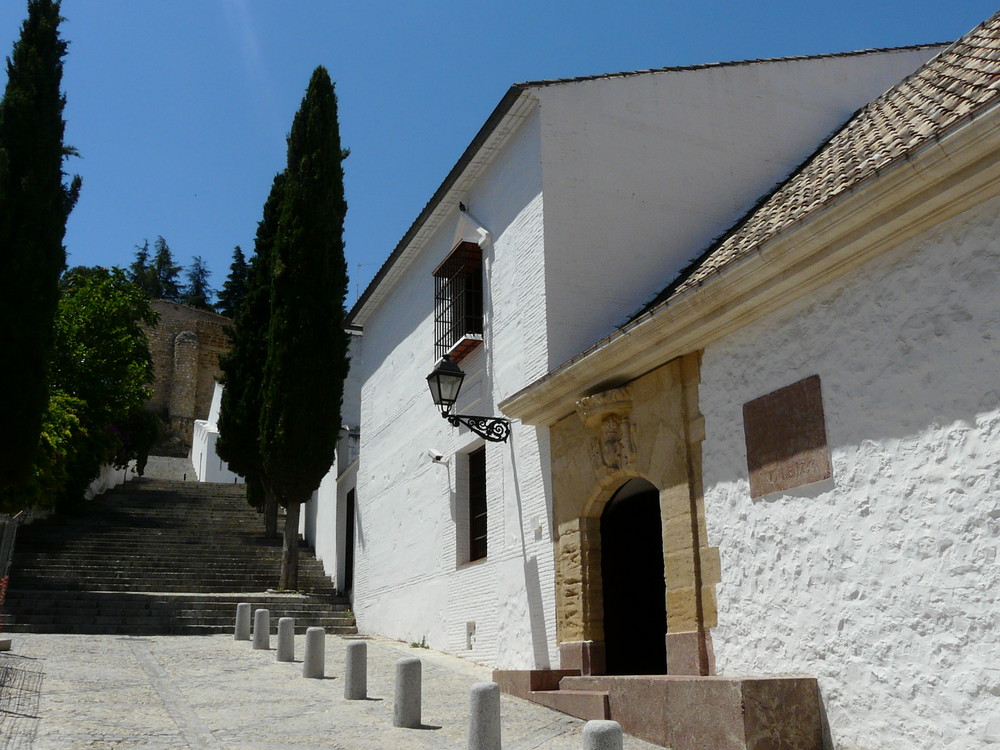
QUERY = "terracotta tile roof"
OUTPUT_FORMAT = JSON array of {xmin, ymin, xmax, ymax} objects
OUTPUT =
[{"xmin": 638, "ymin": 12, "xmax": 1000, "ymax": 316}]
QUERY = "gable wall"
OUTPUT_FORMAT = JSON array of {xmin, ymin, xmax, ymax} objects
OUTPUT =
[{"xmin": 536, "ymin": 46, "xmax": 944, "ymax": 368}]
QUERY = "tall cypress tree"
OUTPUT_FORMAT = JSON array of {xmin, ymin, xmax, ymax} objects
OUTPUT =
[
  {"xmin": 260, "ymin": 67, "xmax": 349, "ymax": 590},
  {"xmin": 215, "ymin": 246, "xmax": 248, "ymax": 318},
  {"xmin": 217, "ymin": 174, "xmax": 284, "ymax": 537},
  {"xmin": 0, "ymin": 0, "xmax": 80, "ymax": 489}
]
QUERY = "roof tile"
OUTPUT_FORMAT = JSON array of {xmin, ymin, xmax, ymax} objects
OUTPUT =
[{"xmin": 642, "ymin": 12, "xmax": 1000, "ymax": 313}]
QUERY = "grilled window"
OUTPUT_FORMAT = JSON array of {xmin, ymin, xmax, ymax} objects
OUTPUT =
[
  {"xmin": 433, "ymin": 241, "xmax": 483, "ymax": 361},
  {"xmin": 468, "ymin": 446, "xmax": 487, "ymax": 562}
]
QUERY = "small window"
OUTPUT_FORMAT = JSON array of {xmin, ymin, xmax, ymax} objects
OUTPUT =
[
  {"xmin": 467, "ymin": 446, "xmax": 487, "ymax": 562},
  {"xmin": 433, "ymin": 241, "xmax": 483, "ymax": 362}
]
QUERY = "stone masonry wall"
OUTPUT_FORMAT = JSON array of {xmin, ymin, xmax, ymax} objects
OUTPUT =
[{"xmin": 143, "ymin": 300, "xmax": 231, "ymax": 455}]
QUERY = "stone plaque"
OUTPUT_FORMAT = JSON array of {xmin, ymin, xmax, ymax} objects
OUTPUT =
[{"xmin": 743, "ymin": 374, "xmax": 831, "ymax": 498}]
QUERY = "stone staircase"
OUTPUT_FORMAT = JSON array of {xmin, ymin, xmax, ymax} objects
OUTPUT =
[{"xmin": 2, "ymin": 478, "xmax": 356, "ymax": 635}]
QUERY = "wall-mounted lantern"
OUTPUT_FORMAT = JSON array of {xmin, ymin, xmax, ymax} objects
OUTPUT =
[{"xmin": 426, "ymin": 355, "xmax": 511, "ymax": 443}]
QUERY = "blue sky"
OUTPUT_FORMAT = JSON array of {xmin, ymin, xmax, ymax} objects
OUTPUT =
[{"xmin": 1, "ymin": 1, "xmax": 996, "ymax": 306}]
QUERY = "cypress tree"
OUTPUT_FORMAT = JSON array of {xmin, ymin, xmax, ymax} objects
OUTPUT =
[
  {"xmin": 0, "ymin": 0, "xmax": 80, "ymax": 489},
  {"xmin": 260, "ymin": 67, "xmax": 349, "ymax": 590},
  {"xmin": 215, "ymin": 245, "xmax": 248, "ymax": 318},
  {"xmin": 217, "ymin": 174, "xmax": 284, "ymax": 537}
]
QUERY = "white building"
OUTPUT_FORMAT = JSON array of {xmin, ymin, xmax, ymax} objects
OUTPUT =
[
  {"xmin": 500, "ymin": 13, "xmax": 1000, "ymax": 749},
  {"xmin": 337, "ymin": 43, "xmax": 943, "ymax": 672}
]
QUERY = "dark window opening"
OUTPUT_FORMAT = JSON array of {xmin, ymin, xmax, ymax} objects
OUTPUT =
[
  {"xmin": 468, "ymin": 446, "xmax": 487, "ymax": 562},
  {"xmin": 344, "ymin": 489, "xmax": 355, "ymax": 592},
  {"xmin": 433, "ymin": 241, "xmax": 483, "ymax": 362}
]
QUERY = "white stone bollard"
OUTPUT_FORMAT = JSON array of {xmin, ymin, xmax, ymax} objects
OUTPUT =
[
  {"xmin": 276, "ymin": 617, "xmax": 295, "ymax": 662},
  {"xmin": 468, "ymin": 681, "xmax": 501, "ymax": 750},
  {"xmin": 344, "ymin": 641, "xmax": 367, "ymax": 700},
  {"xmin": 234, "ymin": 602, "xmax": 251, "ymax": 641},
  {"xmin": 583, "ymin": 720, "xmax": 623, "ymax": 750},
  {"xmin": 252, "ymin": 608, "xmax": 270, "ymax": 650},
  {"xmin": 303, "ymin": 627, "xmax": 325, "ymax": 678},
  {"xmin": 393, "ymin": 657, "xmax": 422, "ymax": 728}
]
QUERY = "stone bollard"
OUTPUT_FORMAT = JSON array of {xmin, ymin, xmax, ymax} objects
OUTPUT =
[
  {"xmin": 276, "ymin": 617, "xmax": 295, "ymax": 662},
  {"xmin": 303, "ymin": 627, "xmax": 325, "ymax": 678},
  {"xmin": 344, "ymin": 641, "xmax": 367, "ymax": 700},
  {"xmin": 468, "ymin": 681, "xmax": 501, "ymax": 750},
  {"xmin": 583, "ymin": 720, "xmax": 623, "ymax": 750},
  {"xmin": 234, "ymin": 602, "xmax": 251, "ymax": 641},
  {"xmin": 252, "ymin": 608, "xmax": 270, "ymax": 650},
  {"xmin": 393, "ymin": 657, "xmax": 422, "ymax": 728}
]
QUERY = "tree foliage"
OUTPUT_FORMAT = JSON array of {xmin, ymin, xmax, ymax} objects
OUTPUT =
[
  {"xmin": 152, "ymin": 236, "xmax": 181, "ymax": 301},
  {"xmin": 180, "ymin": 255, "xmax": 213, "ymax": 310},
  {"xmin": 215, "ymin": 246, "xmax": 248, "ymax": 318},
  {"xmin": 218, "ymin": 174, "xmax": 284, "ymax": 526},
  {"xmin": 260, "ymin": 67, "xmax": 350, "ymax": 589},
  {"xmin": 0, "ymin": 268, "xmax": 157, "ymax": 512},
  {"xmin": 0, "ymin": 0, "xmax": 80, "ymax": 489}
]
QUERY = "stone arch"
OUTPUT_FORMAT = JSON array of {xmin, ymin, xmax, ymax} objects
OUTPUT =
[
  {"xmin": 549, "ymin": 353, "xmax": 720, "ymax": 675},
  {"xmin": 600, "ymin": 477, "xmax": 667, "ymax": 675}
]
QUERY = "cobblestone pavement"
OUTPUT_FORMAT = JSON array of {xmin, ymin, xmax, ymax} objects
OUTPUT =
[{"xmin": 0, "ymin": 632, "xmax": 665, "ymax": 749}]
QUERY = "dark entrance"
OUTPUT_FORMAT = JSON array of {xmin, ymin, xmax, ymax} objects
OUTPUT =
[
  {"xmin": 600, "ymin": 478, "xmax": 667, "ymax": 675},
  {"xmin": 344, "ymin": 489, "xmax": 355, "ymax": 592}
]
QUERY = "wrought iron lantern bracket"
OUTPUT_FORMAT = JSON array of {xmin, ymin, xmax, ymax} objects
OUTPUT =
[{"xmin": 442, "ymin": 411, "xmax": 511, "ymax": 443}]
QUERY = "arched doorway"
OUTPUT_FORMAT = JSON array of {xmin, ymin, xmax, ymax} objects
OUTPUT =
[{"xmin": 601, "ymin": 478, "xmax": 667, "ymax": 675}]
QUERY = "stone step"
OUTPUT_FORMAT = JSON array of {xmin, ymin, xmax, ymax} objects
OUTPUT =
[
  {"xmin": 527, "ymin": 689, "xmax": 610, "ymax": 721},
  {"xmin": 4, "ymin": 476, "xmax": 353, "ymax": 637}
]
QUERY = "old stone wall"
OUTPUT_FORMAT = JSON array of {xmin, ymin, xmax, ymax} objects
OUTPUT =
[{"xmin": 143, "ymin": 300, "xmax": 231, "ymax": 455}]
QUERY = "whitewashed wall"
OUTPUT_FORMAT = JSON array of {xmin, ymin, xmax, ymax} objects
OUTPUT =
[
  {"xmin": 537, "ymin": 46, "xmax": 943, "ymax": 367},
  {"xmin": 191, "ymin": 383, "xmax": 244, "ymax": 484},
  {"xmin": 354, "ymin": 105, "xmax": 558, "ymax": 668},
  {"xmin": 700, "ymin": 196, "xmax": 1000, "ymax": 749},
  {"xmin": 303, "ymin": 333, "xmax": 362, "ymax": 586}
]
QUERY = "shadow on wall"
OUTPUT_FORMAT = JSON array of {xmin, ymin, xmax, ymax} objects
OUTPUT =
[{"xmin": 509, "ymin": 431, "xmax": 551, "ymax": 669}]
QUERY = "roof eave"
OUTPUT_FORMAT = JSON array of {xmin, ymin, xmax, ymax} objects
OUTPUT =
[{"xmin": 347, "ymin": 86, "xmax": 537, "ymax": 328}]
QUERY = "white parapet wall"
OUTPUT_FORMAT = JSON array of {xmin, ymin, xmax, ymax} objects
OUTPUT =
[
  {"xmin": 699, "ymin": 195, "xmax": 1000, "ymax": 748},
  {"xmin": 84, "ymin": 461, "xmax": 135, "ymax": 500},
  {"xmin": 191, "ymin": 382, "xmax": 244, "ymax": 484}
]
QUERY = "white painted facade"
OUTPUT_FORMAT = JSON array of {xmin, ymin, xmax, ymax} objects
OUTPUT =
[
  {"xmin": 191, "ymin": 382, "xmax": 244, "ymax": 484},
  {"xmin": 303, "ymin": 331, "xmax": 363, "ymax": 589},
  {"xmin": 700, "ymin": 196, "xmax": 1000, "ymax": 749},
  {"xmin": 344, "ymin": 47, "xmax": 942, "ymax": 670}
]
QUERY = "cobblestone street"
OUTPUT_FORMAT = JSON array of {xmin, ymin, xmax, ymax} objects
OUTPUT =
[{"xmin": 0, "ymin": 632, "xmax": 662, "ymax": 749}]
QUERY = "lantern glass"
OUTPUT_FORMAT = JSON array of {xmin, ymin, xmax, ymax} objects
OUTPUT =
[{"xmin": 426, "ymin": 356, "xmax": 465, "ymax": 411}]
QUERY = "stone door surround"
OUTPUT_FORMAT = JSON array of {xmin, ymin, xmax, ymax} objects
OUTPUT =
[{"xmin": 548, "ymin": 353, "xmax": 720, "ymax": 675}]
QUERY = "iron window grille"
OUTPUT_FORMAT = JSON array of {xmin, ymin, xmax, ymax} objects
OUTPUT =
[{"xmin": 433, "ymin": 241, "xmax": 483, "ymax": 362}]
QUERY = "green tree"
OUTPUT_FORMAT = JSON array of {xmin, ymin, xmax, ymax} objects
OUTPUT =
[
  {"xmin": 128, "ymin": 240, "xmax": 157, "ymax": 296},
  {"xmin": 180, "ymin": 255, "xmax": 213, "ymax": 310},
  {"xmin": 0, "ymin": 267, "xmax": 157, "ymax": 512},
  {"xmin": 217, "ymin": 175, "xmax": 284, "ymax": 537},
  {"xmin": 0, "ymin": 0, "xmax": 81, "ymax": 490},
  {"xmin": 215, "ymin": 246, "xmax": 248, "ymax": 318},
  {"xmin": 260, "ymin": 67, "xmax": 349, "ymax": 590},
  {"xmin": 152, "ymin": 236, "xmax": 181, "ymax": 301}
]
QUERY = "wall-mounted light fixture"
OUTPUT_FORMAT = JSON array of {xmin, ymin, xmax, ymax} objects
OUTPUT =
[{"xmin": 426, "ymin": 355, "xmax": 511, "ymax": 443}]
